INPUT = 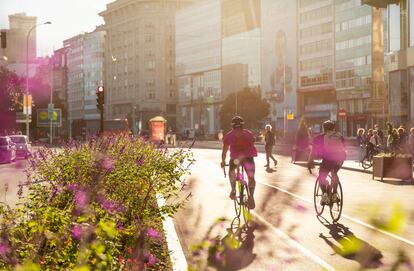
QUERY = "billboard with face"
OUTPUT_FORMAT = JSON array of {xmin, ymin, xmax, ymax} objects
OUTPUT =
[{"xmin": 261, "ymin": 0, "xmax": 297, "ymax": 115}]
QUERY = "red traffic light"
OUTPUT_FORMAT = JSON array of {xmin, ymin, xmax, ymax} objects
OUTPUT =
[{"xmin": 97, "ymin": 86, "xmax": 104, "ymax": 93}]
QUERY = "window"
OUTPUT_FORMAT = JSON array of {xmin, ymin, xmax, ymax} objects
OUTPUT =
[
  {"xmin": 166, "ymin": 104, "xmax": 176, "ymax": 114},
  {"xmin": 145, "ymin": 60, "xmax": 155, "ymax": 71},
  {"xmin": 145, "ymin": 34, "xmax": 153, "ymax": 43}
]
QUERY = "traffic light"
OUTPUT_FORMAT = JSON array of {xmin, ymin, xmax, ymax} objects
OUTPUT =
[
  {"xmin": 96, "ymin": 86, "xmax": 104, "ymax": 111},
  {"xmin": 1, "ymin": 31, "xmax": 6, "ymax": 49}
]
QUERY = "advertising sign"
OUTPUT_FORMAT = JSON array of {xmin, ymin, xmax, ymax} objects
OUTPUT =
[
  {"xmin": 37, "ymin": 108, "xmax": 62, "ymax": 127},
  {"xmin": 261, "ymin": 0, "xmax": 297, "ymax": 116}
]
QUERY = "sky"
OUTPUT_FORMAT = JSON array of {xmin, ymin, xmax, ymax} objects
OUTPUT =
[{"xmin": 0, "ymin": 0, "xmax": 114, "ymax": 56}]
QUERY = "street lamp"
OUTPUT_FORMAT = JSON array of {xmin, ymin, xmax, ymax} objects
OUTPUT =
[{"xmin": 25, "ymin": 21, "xmax": 52, "ymax": 139}]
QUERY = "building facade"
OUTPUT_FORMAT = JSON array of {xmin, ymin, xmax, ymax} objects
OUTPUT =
[
  {"xmin": 176, "ymin": 0, "xmax": 222, "ymax": 135},
  {"xmin": 0, "ymin": 13, "xmax": 38, "ymax": 77},
  {"xmin": 175, "ymin": 0, "xmax": 261, "ymax": 136},
  {"xmin": 261, "ymin": 0, "xmax": 298, "ymax": 134},
  {"xmin": 100, "ymin": 0, "xmax": 191, "ymax": 133},
  {"xmin": 335, "ymin": 0, "xmax": 388, "ymax": 136},
  {"xmin": 387, "ymin": 0, "xmax": 414, "ymax": 126},
  {"xmin": 64, "ymin": 28, "xmax": 105, "ymax": 138},
  {"xmin": 297, "ymin": 0, "xmax": 336, "ymax": 134},
  {"xmin": 221, "ymin": 0, "xmax": 261, "ymax": 99},
  {"xmin": 83, "ymin": 29, "xmax": 105, "ymax": 133}
]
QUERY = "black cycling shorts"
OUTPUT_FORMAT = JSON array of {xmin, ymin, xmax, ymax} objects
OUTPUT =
[{"xmin": 229, "ymin": 157, "xmax": 255, "ymax": 179}]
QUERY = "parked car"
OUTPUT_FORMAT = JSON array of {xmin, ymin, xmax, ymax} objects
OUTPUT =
[
  {"xmin": 0, "ymin": 136, "xmax": 16, "ymax": 163},
  {"xmin": 9, "ymin": 135, "xmax": 31, "ymax": 159}
]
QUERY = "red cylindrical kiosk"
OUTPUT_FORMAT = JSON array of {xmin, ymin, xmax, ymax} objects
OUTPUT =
[{"xmin": 149, "ymin": 116, "xmax": 167, "ymax": 143}]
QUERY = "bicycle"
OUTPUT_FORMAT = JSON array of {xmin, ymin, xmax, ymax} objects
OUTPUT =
[
  {"xmin": 311, "ymin": 166, "xmax": 343, "ymax": 222},
  {"xmin": 361, "ymin": 144, "xmax": 381, "ymax": 169},
  {"xmin": 223, "ymin": 161, "xmax": 252, "ymax": 224}
]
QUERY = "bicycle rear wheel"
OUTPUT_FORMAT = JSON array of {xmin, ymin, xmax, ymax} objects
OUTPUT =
[
  {"xmin": 330, "ymin": 181, "xmax": 343, "ymax": 222},
  {"xmin": 233, "ymin": 181, "xmax": 243, "ymax": 218},
  {"xmin": 313, "ymin": 179, "xmax": 324, "ymax": 216}
]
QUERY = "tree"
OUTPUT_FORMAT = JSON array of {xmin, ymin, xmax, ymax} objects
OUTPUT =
[
  {"xmin": 219, "ymin": 87, "xmax": 270, "ymax": 131},
  {"xmin": 0, "ymin": 66, "xmax": 25, "ymax": 132}
]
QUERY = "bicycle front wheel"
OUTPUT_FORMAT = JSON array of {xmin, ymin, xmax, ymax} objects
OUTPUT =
[
  {"xmin": 361, "ymin": 155, "xmax": 373, "ymax": 169},
  {"xmin": 330, "ymin": 181, "xmax": 343, "ymax": 222},
  {"xmin": 313, "ymin": 179, "xmax": 324, "ymax": 216},
  {"xmin": 242, "ymin": 185, "xmax": 252, "ymax": 225}
]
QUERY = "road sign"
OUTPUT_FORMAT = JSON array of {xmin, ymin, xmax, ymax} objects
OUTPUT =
[
  {"xmin": 16, "ymin": 112, "xmax": 31, "ymax": 123},
  {"xmin": 287, "ymin": 112, "xmax": 294, "ymax": 120},
  {"xmin": 23, "ymin": 94, "xmax": 32, "ymax": 115},
  {"xmin": 37, "ymin": 108, "xmax": 62, "ymax": 127},
  {"xmin": 338, "ymin": 108, "xmax": 347, "ymax": 117}
]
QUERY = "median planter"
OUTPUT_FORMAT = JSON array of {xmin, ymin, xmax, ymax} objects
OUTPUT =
[{"xmin": 372, "ymin": 154, "xmax": 413, "ymax": 182}]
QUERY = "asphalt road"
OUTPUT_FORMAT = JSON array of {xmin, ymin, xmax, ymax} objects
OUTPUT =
[
  {"xmin": 0, "ymin": 158, "xmax": 29, "ymax": 206},
  {"xmin": 174, "ymin": 149, "xmax": 414, "ymax": 271}
]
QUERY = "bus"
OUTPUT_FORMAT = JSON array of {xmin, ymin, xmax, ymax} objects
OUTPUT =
[{"xmin": 103, "ymin": 119, "xmax": 130, "ymax": 134}]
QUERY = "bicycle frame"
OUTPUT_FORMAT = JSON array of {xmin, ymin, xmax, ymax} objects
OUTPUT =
[{"xmin": 223, "ymin": 161, "xmax": 251, "ymax": 223}]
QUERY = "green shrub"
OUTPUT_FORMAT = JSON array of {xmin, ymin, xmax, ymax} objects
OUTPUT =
[{"xmin": 0, "ymin": 135, "xmax": 193, "ymax": 270}]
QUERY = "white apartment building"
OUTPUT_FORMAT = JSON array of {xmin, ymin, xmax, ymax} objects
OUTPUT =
[{"xmin": 64, "ymin": 28, "xmax": 105, "ymax": 138}]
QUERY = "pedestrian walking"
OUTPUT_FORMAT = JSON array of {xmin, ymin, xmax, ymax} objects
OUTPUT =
[
  {"xmin": 374, "ymin": 124, "xmax": 384, "ymax": 144},
  {"xmin": 264, "ymin": 124, "xmax": 277, "ymax": 168},
  {"xmin": 397, "ymin": 127, "xmax": 408, "ymax": 153},
  {"xmin": 387, "ymin": 128, "xmax": 400, "ymax": 153},
  {"xmin": 409, "ymin": 128, "xmax": 414, "ymax": 156},
  {"xmin": 356, "ymin": 128, "xmax": 365, "ymax": 146}
]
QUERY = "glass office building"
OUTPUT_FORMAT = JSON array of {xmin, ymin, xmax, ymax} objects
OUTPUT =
[
  {"xmin": 176, "ymin": 0, "xmax": 222, "ymax": 135},
  {"xmin": 387, "ymin": 0, "xmax": 414, "ymax": 126},
  {"xmin": 335, "ymin": 0, "xmax": 388, "ymax": 136}
]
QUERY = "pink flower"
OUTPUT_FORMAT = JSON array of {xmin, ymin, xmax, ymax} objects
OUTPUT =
[
  {"xmin": 146, "ymin": 253, "xmax": 158, "ymax": 266},
  {"xmin": 102, "ymin": 157, "xmax": 115, "ymax": 172},
  {"xmin": 214, "ymin": 252, "xmax": 223, "ymax": 263},
  {"xmin": 71, "ymin": 225, "xmax": 82, "ymax": 240},
  {"xmin": 146, "ymin": 228, "xmax": 159, "ymax": 239},
  {"xmin": 74, "ymin": 190, "xmax": 87, "ymax": 209},
  {"xmin": 0, "ymin": 243, "xmax": 9, "ymax": 256}
]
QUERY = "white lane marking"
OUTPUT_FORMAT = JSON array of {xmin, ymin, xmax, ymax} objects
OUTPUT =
[
  {"xmin": 252, "ymin": 211, "xmax": 337, "ymax": 271},
  {"xmin": 195, "ymin": 157, "xmax": 414, "ymax": 246},
  {"xmin": 197, "ymin": 175, "xmax": 338, "ymax": 271},
  {"xmin": 255, "ymin": 180, "xmax": 414, "ymax": 247},
  {"xmin": 157, "ymin": 196, "xmax": 188, "ymax": 271}
]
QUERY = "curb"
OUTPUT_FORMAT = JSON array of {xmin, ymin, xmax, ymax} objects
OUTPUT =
[{"xmin": 156, "ymin": 196, "xmax": 188, "ymax": 271}]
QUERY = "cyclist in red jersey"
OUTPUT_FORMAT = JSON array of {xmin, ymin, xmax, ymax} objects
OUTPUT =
[{"xmin": 220, "ymin": 116, "xmax": 258, "ymax": 209}]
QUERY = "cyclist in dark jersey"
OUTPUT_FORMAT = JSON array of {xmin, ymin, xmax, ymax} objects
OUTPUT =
[
  {"xmin": 221, "ymin": 116, "xmax": 258, "ymax": 209},
  {"xmin": 308, "ymin": 120, "xmax": 346, "ymax": 205}
]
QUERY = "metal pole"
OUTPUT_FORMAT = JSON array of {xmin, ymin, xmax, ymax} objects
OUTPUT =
[
  {"xmin": 284, "ymin": 108, "xmax": 287, "ymax": 137},
  {"xmin": 26, "ymin": 28, "xmax": 32, "ymax": 139},
  {"xmin": 235, "ymin": 91, "xmax": 238, "ymax": 115},
  {"xmin": 49, "ymin": 57, "xmax": 53, "ymax": 145},
  {"xmin": 25, "ymin": 22, "xmax": 51, "ymax": 139}
]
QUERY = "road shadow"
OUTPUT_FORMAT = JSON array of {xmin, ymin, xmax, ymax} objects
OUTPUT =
[
  {"xmin": 208, "ymin": 217, "xmax": 257, "ymax": 271},
  {"xmin": 191, "ymin": 216, "xmax": 259, "ymax": 271},
  {"xmin": 317, "ymin": 217, "xmax": 383, "ymax": 269}
]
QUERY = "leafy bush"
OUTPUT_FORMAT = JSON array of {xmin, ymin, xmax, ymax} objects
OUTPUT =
[{"xmin": 0, "ymin": 135, "xmax": 193, "ymax": 270}]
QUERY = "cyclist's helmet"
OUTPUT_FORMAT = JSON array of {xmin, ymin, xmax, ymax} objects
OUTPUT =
[
  {"xmin": 322, "ymin": 120, "xmax": 335, "ymax": 132},
  {"xmin": 231, "ymin": 116, "xmax": 244, "ymax": 128}
]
